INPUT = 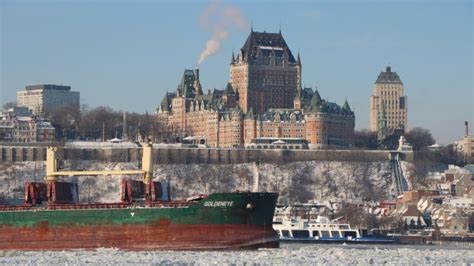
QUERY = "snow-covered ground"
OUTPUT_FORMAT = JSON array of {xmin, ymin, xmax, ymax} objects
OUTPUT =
[
  {"xmin": 0, "ymin": 244, "xmax": 472, "ymax": 265},
  {"xmin": 0, "ymin": 160, "xmax": 401, "ymax": 203}
]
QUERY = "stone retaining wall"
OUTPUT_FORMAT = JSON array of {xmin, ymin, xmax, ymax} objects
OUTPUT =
[{"xmin": 0, "ymin": 146, "xmax": 412, "ymax": 164}]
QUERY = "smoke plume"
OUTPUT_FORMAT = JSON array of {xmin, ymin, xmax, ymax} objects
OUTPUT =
[{"xmin": 197, "ymin": 1, "xmax": 248, "ymax": 65}]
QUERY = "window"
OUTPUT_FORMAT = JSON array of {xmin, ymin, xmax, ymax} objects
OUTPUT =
[
  {"xmin": 320, "ymin": 231, "xmax": 330, "ymax": 237},
  {"xmin": 344, "ymin": 231, "xmax": 357, "ymax": 238},
  {"xmin": 292, "ymin": 230, "xmax": 309, "ymax": 238}
]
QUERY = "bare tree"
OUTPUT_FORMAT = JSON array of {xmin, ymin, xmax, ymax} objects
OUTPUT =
[
  {"xmin": 2, "ymin": 101, "xmax": 16, "ymax": 110},
  {"xmin": 48, "ymin": 105, "xmax": 81, "ymax": 140},
  {"xmin": 78, "ymin": 106, "xmax": 121, "ymax": 140},
  {"xmin": 405, "ymin": 127, "xmax": 435, "ymax": 150},
  {"xmin": 354, "ymin": 130, "xmax": 378, "ymax": 149}
]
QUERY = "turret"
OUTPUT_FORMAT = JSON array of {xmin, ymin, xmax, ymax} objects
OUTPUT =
[
  {"xmin": 294, "ymin": 88, "xmax": 302, "ymax": 109},
  {"xmin": 342, "ymin": 99, "xmax": 352, "ymax": 113}
]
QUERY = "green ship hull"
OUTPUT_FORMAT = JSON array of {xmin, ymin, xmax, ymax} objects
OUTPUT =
[{"xmin": 0, "ymin": 192, "xmax": 279, "ymax": 250}]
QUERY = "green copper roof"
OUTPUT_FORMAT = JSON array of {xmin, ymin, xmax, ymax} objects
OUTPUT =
[
  {"xmin": 311, "ymin": 90, "xmax": 322, "ymax": 106},
  {"xmin": 240, "ymin": 30, "xmax": 296, "ymax": 63},
  {"xmin": 177, "ymin": 69, "xmax": 197, "ymax": 98},
  {"xmin": 160, "ymin": 92, "xmax": 175, "ymax": 112},
  {"xmin": 245, "ymin": 107, "xmax": 255, "ymax": 120},
  {"xmin": 224, "ymin": 83, "xmax": 235, "ymax": 95},
  {"xmin": 305, "ymin": 90, "xmax": 322, "ymax": 113},
  {"xmin": 375, "ymin": 66, "xmax": 402, "ymax": 84},
  {"xmin": 342, "ymin": 100, "xmax": 352, "ymax": 113},
  {"xmin": 261, "ymin": 109, "xmax": 304, "ymax": 122}
]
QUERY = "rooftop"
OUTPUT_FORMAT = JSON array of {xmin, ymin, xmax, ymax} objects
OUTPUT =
[
  {"xmin": 375, "ymin": 66, "xmax": 402, "ymax": 84},
  {"xmin": 240, "ymin": 30, "xmax": 296, "ymax": 63},
  {"xmin": 25, "ymin": 84, "xmax": 71, "ymax": 91}
]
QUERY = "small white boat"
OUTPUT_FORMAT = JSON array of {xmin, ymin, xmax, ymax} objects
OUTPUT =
[{"xmin": 273, "ymin": 205, "xmax": 397, "ymax": 244}]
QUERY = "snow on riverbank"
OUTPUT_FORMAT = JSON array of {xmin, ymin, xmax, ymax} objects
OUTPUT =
[
  {"xmin": 0, "ymin": 244, "xmax": 472, "ymax": 265},
  {"xmin": 0, "ymin": 160, "xmax": 400, "ymax": 203}
]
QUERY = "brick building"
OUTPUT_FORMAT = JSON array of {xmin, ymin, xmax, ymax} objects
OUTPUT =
[
  {"xmin": 244, "ymin": 89, "xmax": 354, "ymax": 149},
  {"xmin": 156, "ymin": 30, "xmax": 355, "ymax": 149},
  {"xmin": 230, "ymin": 30, "xmax": 301, "ymax": 114}
]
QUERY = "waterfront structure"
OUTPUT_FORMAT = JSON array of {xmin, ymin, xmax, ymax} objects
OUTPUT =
[
  {"xmin": 455, "ymin": 122, "xmax": 474, "ymax": 163},
  {"xmin": 16, "ymin": 84, "xmax": 80, "ymax": 116},
  {"xmin": 230, "ymin": 30, "xmax": 301, "ymax": 114},
  {"xmin": 156, "ymin": 30, "xmax": 355, "ymax": 149},
  {"xmin": 369, "ymin": 66, "xmax": 408, "ymax": 133}
]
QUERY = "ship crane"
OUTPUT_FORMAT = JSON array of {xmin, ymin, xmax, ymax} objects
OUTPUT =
[{"xmin": 45, "ymin": 143, "xmax": 154, "ymax": 184}]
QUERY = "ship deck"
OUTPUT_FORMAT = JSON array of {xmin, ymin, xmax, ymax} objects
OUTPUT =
[{"xmin": 0, "ymin": 200, "xmax": 197, "ymax": 211}]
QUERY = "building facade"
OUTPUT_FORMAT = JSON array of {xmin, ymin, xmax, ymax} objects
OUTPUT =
[
  {"xmin": 0, "ymin": 113, "xmax": 55, "ymax": 143},
  {"xmin": 243, "ymin": 89, "xmax": 354, "ymax": 149},
  {"xmin": 157, "ymin": 70, "xmax": 354, "ymax": 149},
  {"xmin": 369, "ymin": 66, "xmax": 408, "ymax": 133},
  {"xmin": 157, "ymin": 69, "xmax": 243, "ymax": 148},
  {"xmin": 17, "ymin": 84, "xmax": 80, "ymax": 116},
  {"xmin": 156, "ymin": 30, "xmax": 355, "ymax": 149},
  {"xmin": 230, "ymin": 30, "xmax": 301, "ymax": 114},
  {"xmin": 455, "ymin": 122, "xmax": 474, "ymax": 163}
]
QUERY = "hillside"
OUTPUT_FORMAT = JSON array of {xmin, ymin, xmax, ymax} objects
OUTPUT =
[{"xmin": 0, "ymin": 160, "xmax": 411, "ymax": 204}]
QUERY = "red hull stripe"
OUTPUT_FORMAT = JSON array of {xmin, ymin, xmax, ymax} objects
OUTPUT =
[{"xmin": 0, "ymin": 224, "xmax": 278, "ymax": 250}]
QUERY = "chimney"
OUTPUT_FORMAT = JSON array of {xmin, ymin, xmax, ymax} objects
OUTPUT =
[
  {"xmin": 386, "ymin": 66, "xmax": 391, "ymax": 73},
  {"xmin": 193, "ymin": 68, "xmax": 202, "ymax": 96},
  {"xmin": 194, "ymin": 68, "xmax": 200, "ymax": 81},
  {"xmin": 465, "ymin": 121, "xmax": 469, "ymax": 137}
]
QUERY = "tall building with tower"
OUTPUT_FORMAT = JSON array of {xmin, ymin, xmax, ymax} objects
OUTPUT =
[
  {"xmin": 156, "ymin": 30, "xmax": 355, "ymax": 149},
  {"xmin": 230, "ymin": 29, "xmax": 301, "ymax": 114},
  {"xmin": 369, "ymin": 66, "xmax": 408, "ymax": 133}
]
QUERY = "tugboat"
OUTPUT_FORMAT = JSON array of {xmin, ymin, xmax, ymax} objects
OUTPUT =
[
  {"xmin": 273, "ymin": 205, "xmax": 397, "ymax": 244},
  {"xmin": 0, "ymin": 144, "xmax": 279, "ymax": 250}
]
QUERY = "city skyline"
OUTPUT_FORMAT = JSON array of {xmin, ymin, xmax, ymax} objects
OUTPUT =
[{"xmin": 1, "ymin": 0, "xmax": 472, "ymax": 144}]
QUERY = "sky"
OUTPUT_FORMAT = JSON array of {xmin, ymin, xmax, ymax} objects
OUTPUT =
[{"xmin": 0, "ymin": 0, "xmax": 472, "ymax": 144}]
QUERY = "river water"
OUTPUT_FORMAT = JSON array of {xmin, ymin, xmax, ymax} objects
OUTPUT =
[{"xmin": 0, "ymin": 243, "xmax": 473, "ymax": 265}]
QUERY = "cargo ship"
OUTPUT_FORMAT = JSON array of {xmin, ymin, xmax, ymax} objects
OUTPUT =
[{"xmin": 0, "ymin": 145, "xmax": 279, "ymax": 250}]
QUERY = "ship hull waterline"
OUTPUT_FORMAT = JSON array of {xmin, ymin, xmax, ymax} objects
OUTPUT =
[
  {"xmin": 0, "ymin": 192, "xmax": 279, "ymax": 250},
  {"xmin": 0, "ymin": 224, "xmax": 278, "ymax": 251}
]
